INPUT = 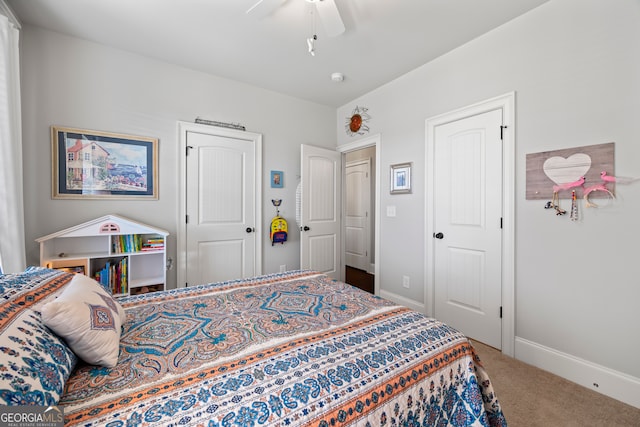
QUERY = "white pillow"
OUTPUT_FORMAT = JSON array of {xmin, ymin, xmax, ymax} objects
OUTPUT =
[{"xmin": 41, "ymin": 274, "xmax": 125, "ymax": 367}]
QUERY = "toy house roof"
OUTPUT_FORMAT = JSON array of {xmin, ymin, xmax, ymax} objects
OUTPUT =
[{"xmin": 36, "ymin": 214, "xmax": 169, "ymax": 242}]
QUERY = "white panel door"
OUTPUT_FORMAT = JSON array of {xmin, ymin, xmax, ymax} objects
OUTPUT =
[
  {"xmin": 345, "ymin": 159, "xmax": 371, "ymax": 272},
  {"xmin": 184, "ymin": 128, "xmax": 260, "ymax": 286},
  {"xmin": 300, "ymin": 144, "xmax": 341, "ymax": 279},
  {"xmin": 433, "ymin": 109, "xmax": 503, "ymax": 348}
]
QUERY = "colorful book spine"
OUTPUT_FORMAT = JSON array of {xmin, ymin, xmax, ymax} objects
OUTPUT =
[
  {"xmin": 142, "ymin": 237, "xmax": 165, "ymax": 251},
  {"xmin": 93, "ymin": 257, "xmax": 128, "ymax": 295}
]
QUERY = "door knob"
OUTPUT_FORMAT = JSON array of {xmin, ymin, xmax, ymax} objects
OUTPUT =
[
  {"xmin": 434, "ymin": 232, "xmax": 444, "ymax": 239},
  {"xmin": 301, "ymin": 226, "xmax": 310, "ymax": 231},
  {"xmin": 246, "ymin": 227, "xmax": 255, "ymax": 233}
]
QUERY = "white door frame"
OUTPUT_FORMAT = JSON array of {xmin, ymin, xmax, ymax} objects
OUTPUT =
[
  {"xmin": 176, "ymin": 121, "xmax": 263, "ymax": 288},
  {"xmin": 425, "ymin": 93, "xmax": 515, "ymax": 356},
  {"xmin": 337, "ymin": 134, "xmax": 381, "ymax": 294}
]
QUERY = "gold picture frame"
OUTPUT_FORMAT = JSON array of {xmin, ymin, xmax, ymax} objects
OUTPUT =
[{"xmin": 52, "ymin": 126, "xmax": 158, "ymax": 200}]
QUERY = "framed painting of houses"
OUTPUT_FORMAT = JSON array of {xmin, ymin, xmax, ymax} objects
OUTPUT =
[{"xmin": 51, "ymin": 126, "xmax": 158, "ymax": 200}]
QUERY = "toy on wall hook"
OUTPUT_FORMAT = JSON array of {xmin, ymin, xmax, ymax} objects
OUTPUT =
[{"xmin": 270, "ymin": 199, "xmax": 288, "ymax": 245}]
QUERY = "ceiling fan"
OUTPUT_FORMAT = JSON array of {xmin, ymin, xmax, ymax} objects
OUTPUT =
[{"xmin": 246, "ymin": 0, "xmax": 345, "ymax": 37}]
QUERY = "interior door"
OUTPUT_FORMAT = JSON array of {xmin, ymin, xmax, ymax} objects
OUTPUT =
[
  {"xmin": 433, "ymin": 109, "xmax": 503, "ymax": 349},
  {"xmin": 345, "ymin": 159, "xmax": 371, "ymax": 272},
  {"xmin": 300, "ymin": 144, "xmax": 342, "ymax": 279},
  {"xmin": 183, "ymin": 126, "xmax": 261, "ymax": 286}
]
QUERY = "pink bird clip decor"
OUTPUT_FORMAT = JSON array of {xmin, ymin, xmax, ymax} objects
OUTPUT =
[
  {"xmin": 600, "ymin": 171, "xmax": 638, "ymax": 184},
  {"xmin": 552, "ymin": 176, "xmax": 586, "ymax": 193}
]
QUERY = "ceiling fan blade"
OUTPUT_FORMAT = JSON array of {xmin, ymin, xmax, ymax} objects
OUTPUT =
[
  {"xmin": 315, "ymin": 0, "xmax": 345, "ymax": 37},
  {"xmin": 246, "ymin": 0, "xmax": 285, "ymax": 18}
]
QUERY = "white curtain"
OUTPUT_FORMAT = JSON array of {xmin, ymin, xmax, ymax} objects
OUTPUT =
[{"xmin": 0, "ymin": 11, "xmax": 25, "ymax": 273}]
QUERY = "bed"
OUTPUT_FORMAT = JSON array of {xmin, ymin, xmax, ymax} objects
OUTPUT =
[{"xmin": 0, "ymin": 267, "xmax": 507, "ymax": 426}]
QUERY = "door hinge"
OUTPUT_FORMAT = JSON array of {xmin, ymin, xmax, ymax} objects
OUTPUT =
[
  {"xmin": 186, "ymin": 214, "xmax": 189, "ymax": 224},
  {"xmin": 186, "ymin": 145, "xmax": 193, "ymax": 156},
  {"xmin": 500, "ymin": 306, "xmax": 503, "ymax": 318},
  {"xmin": 500, "ymin": 217, "xmax": 503, "ymax": 229},
  {"xmin": 500, "ymin": 125, "xmax": 508, "ymax": 140}
]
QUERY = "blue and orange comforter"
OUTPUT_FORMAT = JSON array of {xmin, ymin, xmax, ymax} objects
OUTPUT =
[{"xmin": 60, "ymin": 270, "xmax": 506, "ymax": 426}]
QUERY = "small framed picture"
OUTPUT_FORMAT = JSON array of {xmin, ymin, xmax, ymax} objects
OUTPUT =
[
  {"xmin": 271, "ymin": 170, "xmax": 283, "ymax": 188},
  {"xmin": 390, "ymin": 162, "xmax": 412, "ymax": 194}
]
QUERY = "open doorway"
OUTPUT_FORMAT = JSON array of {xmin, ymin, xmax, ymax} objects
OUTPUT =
[{"xmin": 343, "ymin": 146, "xmax": 375, "ymax": 293}]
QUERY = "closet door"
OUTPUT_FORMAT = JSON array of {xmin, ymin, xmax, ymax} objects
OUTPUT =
[{"xmin": 180, "ymin": 123, "xmax": 262, "ymax": 287}]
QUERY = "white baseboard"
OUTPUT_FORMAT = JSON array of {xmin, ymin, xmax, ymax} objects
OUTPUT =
[
  {"xmin": 515, "ymin": 337, "xmax": 640, "ymax": 409},
  {"xmin": 379, "ymin": 289, "xmax": 426, "ymax": 313}
]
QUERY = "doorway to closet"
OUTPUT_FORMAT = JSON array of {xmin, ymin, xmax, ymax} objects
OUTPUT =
[
  {"xmin": 338, "ymin": 135, "xmax": 379, "ymax": 295},
  {"xmin": 344, "ymin": 147, "xmax": 375, "ymax": 293}
]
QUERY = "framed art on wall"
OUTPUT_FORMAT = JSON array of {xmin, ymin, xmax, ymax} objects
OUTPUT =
[
  {"xmin": 390, "ymin": 162, "xmax": 412, "ymax": 194},
  {"xmin": 52, "ymin": 126, "xmax": 158, "ymax": 199},
  {"xmin": 271, "ymin": 170, "xmax": 283, "ymax": 188}
]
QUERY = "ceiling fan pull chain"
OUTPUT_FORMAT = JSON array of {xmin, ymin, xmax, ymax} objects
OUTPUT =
[{"xmin": 307, "ymin": 6, "xmax": 318, "ymax": 56}]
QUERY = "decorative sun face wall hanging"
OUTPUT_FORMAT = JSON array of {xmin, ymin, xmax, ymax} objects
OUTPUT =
[{"xmin": 345, "ymin": 106, "xmax": 371, "ymax": 136}]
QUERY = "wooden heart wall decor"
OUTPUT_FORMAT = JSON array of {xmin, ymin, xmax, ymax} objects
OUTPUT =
[
  {"xmin": 526, "ymin": 142, "xmax": 614, "ymax": 200},
  {"xmin": 542, "ymin": 153, "xmax": 591, "ymax": 187}
]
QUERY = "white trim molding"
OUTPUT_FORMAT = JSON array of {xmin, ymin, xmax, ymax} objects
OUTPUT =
[
  {"xmin": 379, "ymin": 289, "xmax": 426, "ymax": 314},
  {"xmin": 0, "ymin": 0, "xmax": 21, "ymax": 29},
  {"xmin": 516, "ymin": 337, "xmax": 640, "ymax": 409}
]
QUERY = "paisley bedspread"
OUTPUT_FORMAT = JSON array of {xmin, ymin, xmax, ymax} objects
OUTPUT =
[{"xmin": 60, "ymin": 270, "xmax": 507, "ymax": 426}]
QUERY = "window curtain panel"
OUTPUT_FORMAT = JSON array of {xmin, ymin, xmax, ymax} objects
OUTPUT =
[{"xmin": 0, "ymin": 11, "xmax": 25, "ymax": 273}]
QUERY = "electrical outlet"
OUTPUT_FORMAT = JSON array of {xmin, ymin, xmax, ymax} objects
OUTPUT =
[
  {"xmin": 279, "ymin": 264, "xmax": 287, "ymax": 273},
  {"xmin": 402, "ymin": 275, "xmax": 410, "ymax": 289}
]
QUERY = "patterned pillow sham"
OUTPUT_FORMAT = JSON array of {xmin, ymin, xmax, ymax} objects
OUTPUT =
[
  {"xmin": 0, "ymin": 267, "xmax": 77, "ymax": 405},
  {"xmin": 41, "ymin": 274, "xmax": 125, "ymax": 367}
]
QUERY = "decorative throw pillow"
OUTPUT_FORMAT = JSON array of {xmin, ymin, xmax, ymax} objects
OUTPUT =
[
  {"xmin": 0, "ymin": 268, "xmax": 77, "ymax": 406},
  {"xmin": 41, "ymin": 274, "xmax": 125, "ymax": 367}
]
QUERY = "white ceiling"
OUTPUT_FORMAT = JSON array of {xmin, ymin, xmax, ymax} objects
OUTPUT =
[{"xmin": 8, "ymin": 0, "xmax": 548, "ymax": 107}]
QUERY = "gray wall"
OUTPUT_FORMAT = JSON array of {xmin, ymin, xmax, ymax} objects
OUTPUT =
[
  {"xmin": 19, "ymin": 27, "xmax": 336, "ymax": 289},
  {"xmin": 337, "ymin": 0, "xmax": 640, "ymax": 383}
]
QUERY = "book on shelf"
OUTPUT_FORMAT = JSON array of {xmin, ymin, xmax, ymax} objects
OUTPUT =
[
  {"xmin": 94, "ymin": 257, "xmax": 128, "ymax": 295},
  {"xmin": 112, "ymin": 234, "xmax": 137, "ymax": 253},
  {"xmin": 142, "ymin": 237, "xmax": 164, "ymax": 251},
  {"xmin": 112, "ymin": 235, "xmax": 164, "ymax": 253}
]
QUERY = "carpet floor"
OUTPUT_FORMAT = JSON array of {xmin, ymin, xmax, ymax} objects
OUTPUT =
[{"xmin": 471, "ymin": 340, "xmax": 640, "ymax": 426}]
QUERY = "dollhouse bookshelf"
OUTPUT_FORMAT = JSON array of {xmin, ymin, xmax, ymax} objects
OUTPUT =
[{"xmin": 36, "ymin": 214, "xmax": 168, "ymax": 297}]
